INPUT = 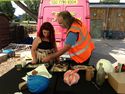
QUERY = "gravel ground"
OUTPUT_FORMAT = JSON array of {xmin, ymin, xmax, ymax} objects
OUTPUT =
[{"xmin": 0, "ymin": 58, "xmax": 16, "ymax": 77}]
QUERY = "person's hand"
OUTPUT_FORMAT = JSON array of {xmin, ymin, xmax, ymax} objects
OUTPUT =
[
  {"xmin": 31, "ymin": 59, "xmax": 37, "ymax": 64},
  {"xmin": 56, "ymin": 57, "xmax": 60, "ymax": 63},
  {"xmin": 31, "ymin": 62, "xmax": 36, "ymax": 64},
  {"xmin": 42, "ymin": 55, "xmax": 52, "ymax": 63}
]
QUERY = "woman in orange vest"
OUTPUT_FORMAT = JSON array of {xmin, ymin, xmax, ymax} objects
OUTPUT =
[{"xmin": 42, "ymin": 11, "xmax": 95, "ymax": 65}]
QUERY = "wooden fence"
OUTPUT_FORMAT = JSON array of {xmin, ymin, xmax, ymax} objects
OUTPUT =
[{"xmin": 90, "ymin": 6, "xmax": 125, "ymax": 38}]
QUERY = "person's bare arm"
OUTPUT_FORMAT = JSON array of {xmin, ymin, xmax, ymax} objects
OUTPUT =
[
  {"xmin": 42, "ymin": 44, "xmax": 71, "ymax": 62},
  {"xmin": 31, "ymin": 37, "xmax": 41, "ymax": 64}
]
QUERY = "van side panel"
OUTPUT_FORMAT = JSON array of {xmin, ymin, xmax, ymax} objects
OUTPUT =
[{"xmin": 86, "ymin": 0, "xmax": 90, "ymax": 32}]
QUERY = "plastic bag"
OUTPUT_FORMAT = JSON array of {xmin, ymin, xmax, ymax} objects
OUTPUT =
[
  {"xmin": 64, "ymin": 69, "xmax": 80, "ymax": 86},
  {"xmin": 96, "ymin": 59, "xmax": 114, "ymax": 73},
  {"xmin": 27, "ymin": 75, "xmax": 49, "ymax": 93}
]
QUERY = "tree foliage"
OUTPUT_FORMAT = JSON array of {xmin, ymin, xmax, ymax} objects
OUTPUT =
[
  {"xmin": 0, "ymin": 1, "xmax": 15, "ymax": 20},
  {"xmin": 20, "ymin": 0, "xmax": 40, "ymax": 21},
  {"xmin": 24, "ymin": 0, "xmax": 39, "ymax": 16}
]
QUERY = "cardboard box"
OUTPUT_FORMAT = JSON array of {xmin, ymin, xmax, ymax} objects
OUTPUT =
[{"xmin": 108, "ymin": 72, "xmax": 125, "ymax": 94}]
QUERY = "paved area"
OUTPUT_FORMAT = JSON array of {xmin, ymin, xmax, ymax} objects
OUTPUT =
[{"xmin": 90, "ymin": 39, "xmax": 125, "ymax": 67}]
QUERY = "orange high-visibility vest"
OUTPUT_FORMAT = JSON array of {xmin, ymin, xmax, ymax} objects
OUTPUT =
[{"xmin": 67, "ymin": 22, "xmax": 95, "ymax": 63}]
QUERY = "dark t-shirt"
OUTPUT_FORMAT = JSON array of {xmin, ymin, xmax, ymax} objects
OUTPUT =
[{"xmin": 37, "ymin": 41, "xmax": 53, "ymax": 49}]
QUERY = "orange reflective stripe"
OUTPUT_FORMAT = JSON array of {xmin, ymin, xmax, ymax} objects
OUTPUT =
[
  {"xmin": 70, "ymin": 39, "xmax": 92, "ymax": 57},
  {"xmin": 69, "ymin": 25, "xmax": 89, "ymax": 48},
  {"xmin": 73, "ymin": 28, "xmax": 88, "ymax": 47},
  {"xmin": 69, "ymin": 26, "xmax": 81, "ymax": 33},
  {"xmin": 70, "ymin": 26, "xmax": 83, "ymax": 45}
]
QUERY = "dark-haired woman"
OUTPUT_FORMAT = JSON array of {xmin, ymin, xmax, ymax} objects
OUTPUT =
[{"xmin": 31, "ymin": 22, "xmax": 57, "ymax": 64}]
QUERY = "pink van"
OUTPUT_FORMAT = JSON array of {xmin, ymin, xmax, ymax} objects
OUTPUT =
[{"xmin": 37, "ymin": 0, "xmax": 90, "ymax": 49}]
